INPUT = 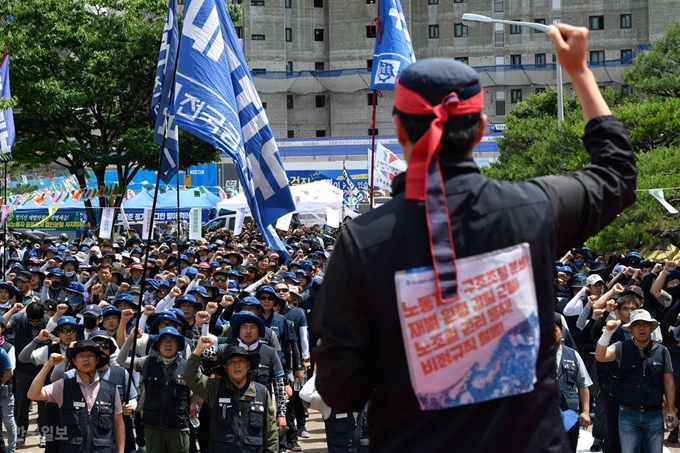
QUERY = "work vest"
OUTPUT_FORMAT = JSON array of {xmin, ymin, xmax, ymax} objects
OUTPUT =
[
  {"xmin": 210, "ymin": 380, "xmax": 268, "ymax": 453},
  {"xmin": 618, "ymin": 340, "xmax": 666, "ymax": 410},
  {"xmin": 141, "ymin": 356, "xmax": 190, "ymax": 430},
  {"xmin": 324, "ymin": 409, "xmax": 358, "ymax": 453},
  {"xmin": 557, "ymin": 346, "xmax": 579, "ymax": 412},
  {"xmin": 59, "ymin": 376, "xmax": 116, "ymax": 453}
]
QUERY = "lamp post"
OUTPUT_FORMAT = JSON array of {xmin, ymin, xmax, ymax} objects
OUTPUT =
[{"xmin": 461, "ymin": 13, "xmax": 564, "ymax": 125}]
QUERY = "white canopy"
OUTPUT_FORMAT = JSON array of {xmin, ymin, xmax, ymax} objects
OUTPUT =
[{"xmin": 216, "ymin": 180, "xmax": 344, "ymax": 214}]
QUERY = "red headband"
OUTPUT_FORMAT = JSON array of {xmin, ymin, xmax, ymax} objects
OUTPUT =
[{"xmin": 394, "ymin": 80, "xmax": 484, "ymax": 303}]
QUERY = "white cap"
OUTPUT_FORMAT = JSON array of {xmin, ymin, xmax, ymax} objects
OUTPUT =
[{"xmin": 586, "ymin": 274, "xmax": 604, "ymax": 286}]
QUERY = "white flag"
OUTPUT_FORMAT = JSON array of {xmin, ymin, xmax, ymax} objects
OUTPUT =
[
  {"xmin": 649, "ymin": 189, "xmax": 678, "ymax": 214},
  {"xmin": 142, "ymin": 207, "xmax": 154, "ymax": 238},
  {"xmin": 189, "ymin": 208, "xmax": 202, "ymax": 239},
  {"xmin": 275, "ymin": 212, "xmax": 293, "ymax": 231},
  {"xmin": 326, "ymin": 206, "xmax": 340, "ymax": 228},
  {"xmin": 99, "ymin": 207, "xmax": 115, "ymax": 239},
  {"xmin": 120, "ymin": 206, "xmax": 130, "ymax": 232},
  {"xmin": 233, "ymin": 208, "xmax": 246, "ymax": 235}
]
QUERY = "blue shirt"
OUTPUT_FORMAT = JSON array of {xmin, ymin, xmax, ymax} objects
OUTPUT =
[{"xmin": 0, "ymin": 348, "xmax": 11, "ymax": 371}]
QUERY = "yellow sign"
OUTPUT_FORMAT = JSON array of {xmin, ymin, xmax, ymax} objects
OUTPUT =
[{"xmin": 184, "ymin": 175, "xmax": 191, "ymax": 186}]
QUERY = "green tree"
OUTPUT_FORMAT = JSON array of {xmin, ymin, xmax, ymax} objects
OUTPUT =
[{"xmin": 0, "ymin": 0, "xmax": 223, "ymax": 226}]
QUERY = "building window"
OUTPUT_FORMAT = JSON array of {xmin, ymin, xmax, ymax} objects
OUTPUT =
[
  {"xmin": 287, "ymin": 130, "xmax": 295, "ymax": 138},
  {"xmin": 368, "ymin": 128, "xmax": 378, "ymax": 136},
  {"xmin": 620, "ymin": 49, "xmax": 633, "ymax": 61},
  {"xmin": 494, "ymin": 23, "xmax": 504, "ymax": 47},
  {"xmin": 552, "ymin": 0, "xmax": 561, "ymax": 9},
  {"xmin": 454, "ymin": 0, "xmax": 467, "ymax": 3},
  {"xmin": 495, "ymin": 91, "xmax": 505, "ymax": 116},
  {"xmin": 428, "ymin": 0, "xmax": 438, "ymax": 4},
  {"xmin": 285, "ymin": 28, "xmax": 292, "ymax": 42},
  {"xmin": 534, "ymin": 19, "xmax": 546, "ymax": 33},
  {"xmin": 621, "ymin": 85, "xmax": 633, "ymax": 95},
  {"xmin": 494, "ymin": 0, "xmax": 503, "ymax": 13},
  {"xmin": 367, "ymin": 93, "xmax": 377, "ymax": 105},
  {"xmin": 510, "ymin": 23, "xmax": 521, "ymax": 35},
  {"xmin": 366, "ymin": 0, "xmax": 375, "ymax": 3},
  {"xmin": 251, "ymin": 0, "xmax": 264, "ymax": 5},
  {"xmin": 455, "ymin": 57, "xmax": 469, "ymax": 64},
  {"xmin": 315, "ymin": 95, "xmax": 325, "ymax": 108},
  {"xmin": 235, "ymin": 26, "xmax": 243, "ymax": 39},
  {"xmin": 314, "ymin": 0, "xmax": 322, "ymax": 7},
  {"xmin": 314, "ymin": 29, "xmax": 324, "ymax": 41},
  {"xmin": 589, "ymin": 16, "xmax": 604, "ymax": 30},
  {"xmin": 511, "ymin": 89, "xmax": 522, "ymax": 103},
  {"xmin": 620, "ymin": 14, "xmax": 632, "ymax": 29},
  {"xmin": 251, "ymin": 68, "xmax": 266, "ymax": 73},
  {"xmin": 589, "ymin": 50, "xmax": 605, "ymax": 63},
  {"xmin": 287, "ymin": 95, "xmax": 294, "ymax": 109},
  {"xmin": 366, "ymin": 59, "xmax": 373, "ymax": 68},
  {"xmin": 535, "ymin": 53, "xmax": 546, "ymax": 66},
  {"xmin": 316, "ymin": 130, "xmax": 326, "ymax": 137},
  {"xmin": 510, "ymin": 55, "xmax": 521, "ymax": 66},
  {"xmin": 286, "ymin": 61, "xmax": 293, "ymax": 72},
  {"xmin": 315, "ymin": 62, "xmax": 325, "ymax": 71},
  {"xmin": 262, "ymin": 102, "xmax": 267, "ymax": 109},
  {"xmin": 366, "ymin": 25, "xmax": 376, "ymax": 38},
  {"xmin": 285, "ymin": 0, "xmax": 291, "ymax": 7},
  {"xmin": 454, "ymin": 23, "xmax": 468, "ymax": 37},
  {"xmin": 535, "ymin": 87, "xmax": 546, "ymax": 95},
  {"xmin": 429, "ymin": 25, "xmax": 439, "ymax": 39},
  {"xmin": 251, "ymin": 34, "xmax": 266, "ymax": 41},
  {"xmin": 177, "ymin": 0, "xmax": 185, "ymax": 5}
]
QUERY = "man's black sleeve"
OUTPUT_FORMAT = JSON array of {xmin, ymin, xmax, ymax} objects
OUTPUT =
[{"xmin": 530, "ymin": 116, "xmax": 637, "ymax": 257}]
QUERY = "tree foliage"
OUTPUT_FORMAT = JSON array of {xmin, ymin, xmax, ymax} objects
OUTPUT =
[
  {"xmin": 483, "ymin": 25, "xmax": 680, "ymax": 252},
  {"xmin": 0, "ymin": 0, "xmax": 223, "ymax": 225}
]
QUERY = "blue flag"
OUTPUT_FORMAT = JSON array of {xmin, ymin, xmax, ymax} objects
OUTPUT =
[
  {"xmin": 0, "ymin": 53, "xmax": 15, "ymax": 161},
  {"xmin": 369, "ymin": 0, "xmax": 416, "ymax": 90},
  {"xmin": 151, "ymin": 0, "xmax": 180, "ymax": 185},
  {"xmin": 173, "ymin": 0, "xmax": 295, "ymax": 258},
  {"xmin": 343, "ymin": 164, "xmax": 364, "ymax": 212}
]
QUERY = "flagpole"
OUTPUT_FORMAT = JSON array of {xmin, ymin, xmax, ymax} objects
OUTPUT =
[
  {"xmin": 2, "ymin": 161, "xmax": 6, "ymax": 278},
  {"xmin": 124, "ymin": 13, "xmax": 184, "ymax": 405},
  {"xmin": 176, "ymin": 171, "xmax": 181, "ymax": 238},
  {"xmin": 369, "ymin": 0, "xmax": 381, "ymax": 211}
]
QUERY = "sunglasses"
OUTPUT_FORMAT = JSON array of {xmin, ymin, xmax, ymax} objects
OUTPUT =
[
  {"xmin": 95, "ymin": 343, "xmax": 111, "ymax": 350},
  {"xmin": 259, "ymin": 296, "xmax": 276, "ymax": 301},
  {"xmin": 59, "ymin": 328, "xmax": 77, "ymax": 334},
  {"xmin": 213, "ymin": 277, "xmax": 227, "ymax": 282},
  {"xmin": 275, "ymin": 288, "xmax": 289, "ymax": 293}
]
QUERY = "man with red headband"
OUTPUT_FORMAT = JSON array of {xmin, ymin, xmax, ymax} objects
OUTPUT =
[{"xmin": 313, "ymin": 24, "xmax": 637, "ymax": 452}]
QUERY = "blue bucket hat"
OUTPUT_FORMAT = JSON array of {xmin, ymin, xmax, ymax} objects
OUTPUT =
[
  {"xmin": 149, "ymin": 311, "xmax": 180, "ymax": 334},
  {"xmin": 178, "ymin": 254, "xmax": 190, "ymax": 263},
  {"xmin": 234, "ymin": 296, "xmax": 264, "ymax": 314},
  {"xmin": 0, "ymin": 282, "xmax": 22, "ymax": 301},
  {"xmin": 568, "ymin": 274, "xmax": 587, "ymax": 289},
  {"xmin": 113, "ymin": 292, "xmax": 139, "ymax": 307},
  {"xmin": 51, "ymin": 316, "xmax": 78, "ymax": 335},
  {"xmin": 188, "ymin": 286, "xmax": 208, "ymax": 299},
  {"xmin": 174, "ymin": 294, "xmax": 202, "ymax": 312},
  {"xmin": 102, "ymin": 305, "xmax": 121, "ymax": 318},
  {"xmin": 48, "ymin": 268, "xmax": 64, "ymax": 277},
  {"xmin": 156, "ymin": 279, "xmax": 171, "ymax": 289},
  {"xmin": 169, "ymin": 308, "xmax": 191, "ymax": 332},
  {"xmin": 88, "ymin": 330, "xmax": 117, "ymax": 353},
  {"xmin": 64, "ymin": 281, "xmax": 88, "ymax": 299},
  {"xmin": 230, "ymin": 311, "xmax": 265, "ymax": 339},
  {"xmin": 255, "ymin": 285, "xmax": 284, "ymax": 307},
  {"xmin": 299, "ymin": 260, "xmax": 314, "ymax": 269},
  {"xmin": 152, "ymin": 326, "xmax": 185, "ymax": 351},
  {"xmin": 183, "ymin": 267, "xmax": 198, "ymax": 280}
]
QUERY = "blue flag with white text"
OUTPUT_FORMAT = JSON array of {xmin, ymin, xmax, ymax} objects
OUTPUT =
[
  {"xmin": 369, "ymin": 0, "xmax": 416, "ymax": 90},
  {"xmin": 0, "ymin": 53, "xmax": 15, "ymax": 161},
  {"xmin": 343, "ymin": 164, "xmax": 364, "ymax": 212},
  {"xmin": 151, "ymin": 0, "xmax": 180, "ymax": 185},
  {"xmin": 172, "ymin": 0, "xmax": 295, "ymax": 257}
]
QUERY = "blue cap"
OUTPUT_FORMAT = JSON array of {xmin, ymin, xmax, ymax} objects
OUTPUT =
[
  {"xmin": 399, "ymin": 58, "xmax": 482, "ymax": 106},
  {"xmin": 152, "ymin": 326, "xmax": 185, "ymax": 351},
  {"xmin": 156, "ymin": 279, "xmax": 171, "ymax": 289},
  {"xmin": 300, "ymin": 260, "xmax": 314, "ymax": 268},
  {"xmin": 183, "ymin": 267, "xmax": 198, "ymax": 280},
  {"xmin": 234, "ymin": 296, "xmax": 264, "ymax": 314},
  {"xmin": 102, "ymin": 306, "xmax": 121, "ymax": 318},
  {"xmin": 568, "ymin": 274, "xmax": 587, "ymax": 289},
  {"xmin": 281, "ymin": 272, "xmax": 300, "ymax": 284},
  {"xmin": 52, "ymin": 316, "xmax": 78, "ymax": 335},
  {"xmin": 230, "ymin": 311, "xmax": 265, "ymax": 339},
  {"xmin": 48, "ymin": 268, "xmax": 64, "ymax": 277},
  {"xmin": 83, "ymin": 304, "xmax": 102, "ymax": 317},
  {"xmin": 174, "ymin": 294, "xmax": 202, "ymax": 311},
  {"xmin": 149, "ymin": 311, "xmax": 180, "ymax": 333},
  {"xmin": 188, "ymin": 286, "xmax": 208, "ymax": 299},
  {"xmin": 178, "ymin": 254, "xmax": 189, "ymax": 262},
  {"xmin": 113, "ymin": 292, "xmax": 138, "ymax": 307},
  {"xmin": 557, "ymin": 266, "xmax": 573, "ymax": 275},
  {"xmin": 64, "ymin": 281, "xmax": 87, "ymax": 298}
]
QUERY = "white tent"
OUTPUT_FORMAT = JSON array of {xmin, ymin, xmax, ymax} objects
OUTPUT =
[{"xmin": 216, "ymin": 180, "xmax": 344, "ymax": 214}]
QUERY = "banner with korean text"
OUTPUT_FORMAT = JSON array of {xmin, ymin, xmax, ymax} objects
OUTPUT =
[{"xmin": 395, "ymin": 243, "xmax": 539, "ymax": 410}]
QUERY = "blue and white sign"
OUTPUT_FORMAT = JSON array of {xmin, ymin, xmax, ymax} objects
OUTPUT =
[{"xmin": 0, "ymin": 53, "xmax": 15, "ymax": 160}]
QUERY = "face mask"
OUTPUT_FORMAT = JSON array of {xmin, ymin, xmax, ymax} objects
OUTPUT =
[
  {"xmin": 573, "ymin": 260, "xmax": 585, "ymax": 269},
  {"xmin": 51, "ymin": 281, "xmax": 61, "ymax": 289},
  {"xmin": 667, "ymin": 286, "xmax": 680, "ymax": 298},
  {"xmin": 64, "ymin": 271, "xmax": 76, "ymax": 278},
  {"xmin": 68, "ymin": 296, "xmax": 83, "ymax": 306},
  {"xmin": 83, "ymin": 317, "xmax": 98, "ymax": 329}
]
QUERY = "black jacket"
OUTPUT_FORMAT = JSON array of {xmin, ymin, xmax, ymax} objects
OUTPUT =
[{"xmin": 312, "ymin": 116, "xmax": 636, "ymax": 452}]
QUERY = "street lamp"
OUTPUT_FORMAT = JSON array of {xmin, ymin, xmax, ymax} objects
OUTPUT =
[{"xmin": 461, "ymin": 13, "xmax": 564, "ymax": 125}]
